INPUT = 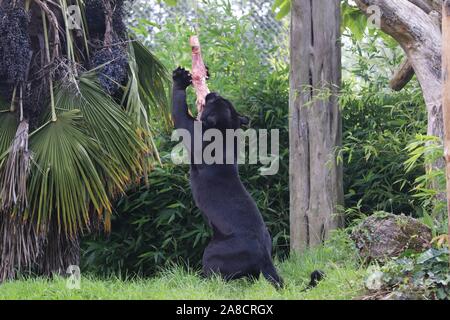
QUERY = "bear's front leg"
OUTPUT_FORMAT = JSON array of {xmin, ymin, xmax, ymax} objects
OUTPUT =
[{"xmin": 172, "ymin": 67, "xmax": 194, "ymax": 131}]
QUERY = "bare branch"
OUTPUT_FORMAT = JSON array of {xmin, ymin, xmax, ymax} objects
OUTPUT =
[{"xmin": 389, "ymin": 58, "xmax": 415, "ymax": 91}]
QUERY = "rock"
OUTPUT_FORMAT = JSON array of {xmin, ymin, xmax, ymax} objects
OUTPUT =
[{"xmin": 351, "ymin": 212, "xmax": 432, "ymax": 262}]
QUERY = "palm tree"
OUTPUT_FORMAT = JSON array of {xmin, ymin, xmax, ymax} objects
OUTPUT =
[{"xmin": 0, "ymin": 0, "xmax": 170, "ymax": 281}]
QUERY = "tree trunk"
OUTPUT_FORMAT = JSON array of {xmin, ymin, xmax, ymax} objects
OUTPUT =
[
  {"xmin": 441, "ymin": 0, "xmax": 450, "ymax": 263},
  {"xmin": 0, "ymin": 216, "xmax": 80, "ymax": 282},
  {"xmin": 289, "ymin": 0, "xmax": 344, "ymax": 253},
  {"xmin": 355, "ymin": 0, "xmax": 443, "ymax": 141}
]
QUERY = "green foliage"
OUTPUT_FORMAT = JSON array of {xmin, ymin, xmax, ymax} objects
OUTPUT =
[
  {"xmin": 403, "ymin": 135, "xmax": 448, "ymax": 238},
  {"xmin": 160, "ymin": 0, "xmax": 178, "ymax": 6},
  {"xmin": 138, "ymin": 1, "xmax": 276, "ymax": 106},
  {"xmin": 82, "ymin": 164, "xmax": 208, "ymax": 276},
  {"xmin": 340, "ymin": 32, "xmax": 428, "ymax": 220},
  {"xmin": 341, "ymin": 1, "xmax": 366, "ymax": 39},
  {"xmin": 272, "ymin": 0, "xmax": 291, "ymax": 20},
  {"xmin": 0, "ymin": 0, "xmax": 171, "ymax": 280},
  {"xmin": 404, "ymin": 136, "xmax": 446, "ymax": 218},
  {"xmin": 368, "ymin": 248, "xmax": 450, "ymax": 299},
  {"xmin": 272, "ymin": 0, "xmax": 367, "ymax": 32}
]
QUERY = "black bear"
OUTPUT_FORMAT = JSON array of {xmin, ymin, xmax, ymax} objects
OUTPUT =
[{"xmin": 172, "ymin": 67, "xmax": 283, "ymax": 288}]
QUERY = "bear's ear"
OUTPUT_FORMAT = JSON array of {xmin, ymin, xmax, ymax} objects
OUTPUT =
[{"xmin": 239, "ymin": 115, "xmax": 250, "ymax": 126}]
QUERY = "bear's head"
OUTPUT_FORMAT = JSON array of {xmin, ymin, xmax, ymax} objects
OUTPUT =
[{"xmin": 200, "ymin": 92, "xmax": 249, "ymax": 130}]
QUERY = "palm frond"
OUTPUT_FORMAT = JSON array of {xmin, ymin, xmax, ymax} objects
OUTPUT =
[
  {"xmin": 123, "ymin": 41, "xmax": 162, "ymax": 167},
  {"xmin": 0, "ymin": 121, "xmax": 30, "ymax": 213},
  {"xmin": 0, "ymin": 95, "xmax": 9, "ymax": 111},
  {"xmin": 130, "ymin": 40, "xmax": 171, "ymax": 131},
  {"xmin": 54, "ymin": 74, "xmax": 148, "ymax": 187},
  {"xmin": 0, "ymin": 111, "xmax": 19, "ymax": 212},
  {"xmin": 0, "ymin": 0, "xmax": 171, "ymax": 282},
  {"xmin": 0, "ymin": 112, "xmax": 17, "ymax": 159},
  {"xmin": 28, "ymin": 110, "xmax": 124, "ymax": 236},
  {"xmin": 125, "ymin": 41, "xmax": 150, "ymax": 129}
]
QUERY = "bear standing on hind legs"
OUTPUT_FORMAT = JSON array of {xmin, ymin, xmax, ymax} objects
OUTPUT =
[{"xmin": 172, "ymin": 67, "xmax": 284, "ymax": 289}]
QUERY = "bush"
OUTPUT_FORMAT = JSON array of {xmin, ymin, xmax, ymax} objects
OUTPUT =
[
  {"xmin": 365, "ymin": 248, "xmax": 450, "ymax": 300},
  {"xmin": 340, "ymin": 32, "xmax": 428, "ymax": 220},
  {"xmin": 82, "ymin": 164, "xmax": 206, "ymax": 276}
]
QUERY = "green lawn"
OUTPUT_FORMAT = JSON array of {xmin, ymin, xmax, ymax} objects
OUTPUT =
[{"xmin": 0, "ymin": 233, "xmax": 367, "ymax": 300}]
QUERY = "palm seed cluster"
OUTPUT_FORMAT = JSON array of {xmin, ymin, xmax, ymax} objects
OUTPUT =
[{"xmin": 0, "ymin": 0, "xmax": 133, "ymax": 126}]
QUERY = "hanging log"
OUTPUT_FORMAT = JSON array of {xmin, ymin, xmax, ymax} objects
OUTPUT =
[{"xmin": 190, "ymin": 35, "xmax": 209, "ymax": 117}]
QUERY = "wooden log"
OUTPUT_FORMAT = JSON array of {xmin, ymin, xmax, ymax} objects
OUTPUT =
[
  {"xmin": 441, "ymin": 0, "xmax": 450, "ymax": 261},
  {"xmin": 390, "ymin": 58, "xmax": 415, "ymax": 91}
]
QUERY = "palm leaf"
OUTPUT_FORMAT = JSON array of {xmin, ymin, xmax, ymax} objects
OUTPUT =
[
  {"xmin": 123, "ymin": 41, "xmax": 164, "ymax": 166},
  {"xmin": 0, "ymin": 112, "xmax": 17, "ymax": 159},
  {"xmin": 0, "ymin": 0, "xmax": 172, "ymax": 282},
  {"xmin": 125, "ymin": 41, "xmax": 150, "ymax": 129},
  {"xmin": 0, "ymin": 111, "xmax": 19, "ymax": 210},
  {"xmin": 0, "ymin": 121, "xmax": 30, "ymax": 212},
  {"xmin": 27, "ymin": 74, "xmax": 152, "ymax": 235},
  {"xmin": 131, "ymin": 40, "xmax": 171, "ymax": 131},
  {"xmin": 28, "ymin": 110, "xmax": 124, "ymax": 235},
  {"xmin": 54, "ymin": 74, "xmax": 148, "ymax": 188}
]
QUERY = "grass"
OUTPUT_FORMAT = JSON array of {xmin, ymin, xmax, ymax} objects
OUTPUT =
[{"xmin": 0, "ymin": 232, "xmax": 367, "ymax": 300}]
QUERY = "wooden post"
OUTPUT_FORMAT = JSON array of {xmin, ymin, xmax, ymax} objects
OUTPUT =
[
  {"xmin": 442, "ymin": 0, "xmax": 450, "ymax": 261},
  {"xmin": 289, "ymin": 0, "xmax": 343, "ymax": 252}
]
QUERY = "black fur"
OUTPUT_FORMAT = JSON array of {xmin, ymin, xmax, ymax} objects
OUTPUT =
[
  {"xmin": 301, "ymin": 270, "xmax": 325, "ymax": 292},
  {"xmin": 309, "ymin": 270, "xmax": 325, "ymax": 287},
  {"xmin": 172, "ymin": 67, "xmax": 283, "ymax": 288}
]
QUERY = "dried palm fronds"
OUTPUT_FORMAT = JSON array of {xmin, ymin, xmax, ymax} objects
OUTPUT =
[{"xmin": 0, "ymin": 121, "xmax": 30, "ymax": 213}]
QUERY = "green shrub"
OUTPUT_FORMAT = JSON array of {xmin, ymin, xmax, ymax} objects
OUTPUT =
[
  {"xmin": 82, "ymin": 164, "xmax": 206, "ymax": 276},
  {"xmin": 402, "ymin": 135, "xmax": 448, "ymax": 238},
  {"xmin": 365, "ymin": 248, "xmax": 450, "ymax": 300},
  {"xmin": 340, "ymin": 32, "xmax": 428, "ymax": 220}
]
